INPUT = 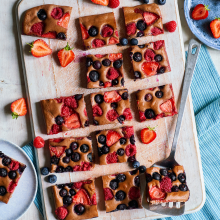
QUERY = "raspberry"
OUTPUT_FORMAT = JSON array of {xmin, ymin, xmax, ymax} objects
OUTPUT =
[
  {"xmin": 122, "ymin": 126, "xmax": 134, "ymax": 139},
  {"xmin": 126, "ymin": 22, "xmax": 136, "ymax": 36},
  {"xmin": 33, "ymin": 136, "xmax": 45, "ymax": 148},
  {"xmin": 73, "ymin": 181, "xmax": 84, "ymax": 189},
  {"xmin": 51, "ymin": 7, "xmax": 63, "ymax": 19},
  {"xmin": 30, "ymin": 22, "xmax": 44, "ymax": 36},
  {"xmin": 144, "ymin": 49, "xmax": 155, "ymax": 62},
  {"xmin": 115, "ymin": 30, "xmax": 119, "ymax": 37},
  {"xmin": 106, "ymin": 68, "xmax": 119, "ymax": 80},
  {"xmin": 103, "ymin": 188, "xmax": 114, "ymax": 200},
  {"xmin": 104, "ymin": 82, "xmax": 112, "ymax": 88},
  {"xmin": 92, "ymin": 39, "xmax": 105, "ymax": 48},
  {"xmin": 151, "ymin": 27, "xmax": 164, "ymax": 36},
  {"xmin": 160, "ymin": 176, "xmax": 172, "ymax": 193},
  {"xmin": 64, "ymin": 97, "xmax": 78, "ymax": 109},
  {"xmin": 7, "ymin": 181, "xmax": 17, "ymax": 193},
  {"xmin": 8, "ymin": 161, "xmax": 19, "ymax": 171},
  {"xmin": 109, "ymin": 0, "xmax": 120, "ymax": 8},
  {"xmin": 73, "ymin": 165, "xmax": 82, "ymax": 171},
  {"xmin": 153, "ymin": 40, "xmax": 164, "ymax": 50},
  {"xmin": 61, "ymin": 106, "xmax": 73, "ymax": 116},
  {"xmin": 95, "ymin": 54, "xmax": 106, "ymax": 58},
  {"xmin": 81, "ymin": 162, "xmax": 92, "ymax": 171},
  {"xmin": 106, "ymin": 151, "xmax": 118, "ymax": 164},
  {"xmin": 164, "ymin": 21, "xmax": 177, "ymax": 33},
  {"xmin": 52, "ymin": 138, "xmax": 64, "ymax": 143},
  {"xmin": 51, "ymin": 124, "xmax": 61, "ymax": 134},
  {"xmin": 55, "ymin": 98, "xmax": 63, "ymax": 103},
  {"xmin": 125, "ymin": 144, "xmax": 136, "ymax": 157},
  {"xmin": 139, "ymin": 111, "xmax": 146, "ymax": 121},
  {"xmin": 91, "ymin": 193, "xmax": 97, "ymax": 205},
  {"xmin": 102, "ymin": 25, "xmax": 114, "ymax": 37},
  {"xmin": 128, "ymin": 186, "xmax": 140, "ymax": 200},
  {"xmin": 123, "ymin": 108, "xmax": 133, "ymax": 120},
  {"xmin": 55, "ymin": 207, "xmax": 68, "ymax": 220},
  {"xmin": 106, "ymin": 109, "xmax": 119, "ymax": 121},
  {"xmin": 84, "ymin": 108, "xmax": 88, "ymax": 116},
  {"xmin": 83, "ymin": 180, "xmax": 92, "ymax": 184},
  {"xmin": 109, "ymin": 37, "xmax": 119, "ymax": 44},
  {"xmin": 87, "ymin": 76, "xmax": 91, "ymax": 83},
  {"xmin": 92, "ymin": 105, "xmax": 103, "ymax": 117},
  {"xmin": 134, "ymin": 8, "xmax": 144, "ymax": 14}
]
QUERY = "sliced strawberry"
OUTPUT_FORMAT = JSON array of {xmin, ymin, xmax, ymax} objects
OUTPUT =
[
  {"xmin": 210, "ymin": 18, "xmax": 220, "ymax": 39},
  {"xmin": 106, "ymin": 130, "xmax": 122, "ymax": 146},
  {"xmin": 192, "ymin": 4, "xmax": 210, "ymax": 20},
  {"xmin": 91, "ymin": 0, "xmax": 109, "ymax": 6},
  {"xmin": 141, "ymin": 62, "xmax": 159, "ymax": 76},
  {"xmin": 57, "ymin": 13, "xmax": 70, "ymax": 29},
  {"xmin": 73, "ymin": 181, "xmax": 84, "ymax": 189},
  {"xmin": 109, "ymin": 53, "xmax": 122, "ymax": 61},
  {"xmin": 104, "ymin": 91, "xmax": 121, "ymax": 103},
  {"xmin": 109, "ymin": 37, "xmax": 119, "ymax": 44},
  {"xmin": 64, "ymin": 113, "xmax": 81, "ymax": 129},
  {"xmin": 8, "ymin": 161, "xmax": 19, "ymax": 171},
  {"xmin": 80, "ymin": 24, "xmax": 89, "ymax": 40},
  {"xmin": 7, "ymin": 181, "xmax": 17, "ymax": 193},
  {"xmin": 106, "ymin": 68, "xmax": 120, "ymax": 80},
  {"xmin": 143, "ymin": 12, "xmax": 159, "ymax": 26},
  {"xmin": 49, "ymin": 146, "xmax": 66, "ymax": 158},
  {"xmin": 28, "ymin": 39, "xmax": 52, "ymax": 58},
  {"xmin": 42, "ymin": 31, "xmax": 57, "ymax": 39},
  {"xmin": 122, "ymin": 126, "xmax": 134, "ymax": 139},
  {"xmin": 58, "ymin": 42, "xmax": 75, "ymax": 67},
  {"xmin": 104, "ymin": 82, "xmax": 112, "ymax": 88},
  {"xmin": 160, "ymin": 100, "xmax": 173, "ymax": 113},
  {"xmin": 51, "ymin": 124, "xmax": 61, "ymax": 134},
  {"xmin": 72, "ymin": 189, "xmax": 91, "ymax": 205},
  {"xmin": 123, "ymin": 108, "xmax": 133, "ymax": 120},
  {"xmin": 91, "ymin": 193, "xmax": 97, "ymax": 205},
  {"xmin": 149, "ymin": 186, "xmax": 166, "ymax": 200},
  {"xmin": 141, "ymin": 127, "xmax": 157, "ymax": 144},
  {"xmin": 11, "ymin": 98, "xmax": 27, "ymax": 119}
]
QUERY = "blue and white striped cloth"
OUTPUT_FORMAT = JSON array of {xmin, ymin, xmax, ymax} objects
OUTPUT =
[{"xmin": 22, "ymin": 45, "xmax": 220, "ymax": 219}]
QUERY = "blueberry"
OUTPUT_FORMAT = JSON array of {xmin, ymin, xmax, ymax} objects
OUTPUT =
[
  {"xmin": 110, "ymin": 179, "xmax": 118, "ymax": 190},
  {"xmin": 87, "ymin": 153, "xmax": 93, "ymax": 162},
  {"xmin": 86, "ymin": 57, "xmax": 93, "ymax": 67},
  {"xmin": 160, "ymin": 169, "xmax": 168, "ymax": 176},
  {"xmin": 134, "ymin": 71, "xmax": 141, "ymax": 79},
  {"xmin": 89, "ymin": 70, "xmax": 99, "ymax": 82},
  {"xmin": 19, "ymin": 165, "xmax": 26, "ymax": 174},
  {"xmin": 158, "ymin": 0, "xmax": 166, "ymax": 5},
  {"xmin": 146, "ymin": 174, "xmax": 152, "ymax": 182},
  {"xmin": 99, "ymin": 81, "xmax": 104, "ymax": 87},
  {"xmin": 112, "ymin": 79, "xmax": 118, "ymax": 86},
  {"xmin": 65, "ymin": 148, "xmax": 72, "ymax": 156},
  {"xmin": 132, "ymin": 161, "xmax": 140, "ymax": 168},
  {"xmin": 57, "ymin": 32, "xmax": 66, "ymax": 40},
  {"xmin": 130, "ymin": 38, "xmax": 138, "ymax": 45},
  {"xmin": 93, "ymin": 60, "xmax": 102, "ymax": 69},
  {"xmin": 88, "ymin": 26, "xmax": 98, "ymax": 37},
  {"xmin": 80, "ymin": 144, "xmax": 89, "ymax": 153},
  {"xmin": 122, "ymin": 92, "xmax": 128, "ymax": 100},
  {"xmin": 178, "ymin": 173, "xmax": 186, "ymax": 183},
  {"xmin": 116, "ymin": 174, "xmax": 126, "ymax": 182},
  {"xmin": 37, "ymin": 9, "xmax": 47, "ymax": 21},
  {"xmin": 71, "ymin": 152, "xmax": 80, "ymax": 162},
  {"xmin": 128, "ymin": 200, "xmax": 138, "ymax": 209},
  {"xmin": 69, "ymin": 188, "xmax": 76, "ymax": 196},
  {"xmin": 136, "ymin": 31, "xmax": 144, "ymax": 37},
  {"xmin": 111, "ymin": 102, "xmax": 118, "ymax": 109},
  {"xmin": 120, "ymin": 138, "xmax": 127, "ymax": 145},
  {"xmin": 74, "ymin": 204, "xmax": 85, "ymax": 215},
  {"xmin": 57, "ymin": 184, "xmax": 65, "ymax": 189},
  {"xmin": 51, "ymin": 156, "xmax": 59, "ymax": 165},
  {"xmin": 62, "ymin": 156, "xmax": 70, "ymax": 163},
  {"xmin": 129, "ymin": 169, "xmax": 138, "ymax": 175},
  {"xmin": 117, "ymin": 148, "xmax": 124, "ymax": 156},
  {"xmin": 143, "ymin": 0, "xmax": 149, "ymax": 3},
  {"xmin": 94, "ymin": 94, "xmax": 104, "ymax": 104},
  {"xmin": 153, "ymin": 172, "xmax": 161, "ymax": 180},
  {"xmin": 133, "ymin": 52, "xmax": 142, "ymax": 62},
  {"xmin": 121, "ymin": 78, "xmax": 125, "ymax": 86},
  {"xmin": 130, "ymin": 135, "xmax": 135, "ymax": 145},
  {"xmin": 98, "ymin": 148, "xmax": 103, "ymax": 156},
  {"xmin": 117, "ymin": 204, "xmax": 127, "ymax": 210},
  {"xmin": 115, "ymin": 190, "xmax": 126, "ymax": 201},
  {"xmin": 0, "ymin": 168, "xmax": 7, "ymax": 177},
  {"xmin": 41, "ymin": 167, "xmax": 49, "ymax": 176},
  {"xmin": 64, "ymin": 166, "xmax": 73, "ymax": 172},
  {"xmin": 101, "ymin": 145, "xmax": 109, "ymax": 154},
  {"xmin": 120, "ymin": 38, "xmax": 128, "ymax": 46},
  {"xmin": 59, "ymin": 189, "xmax": 67, "ymax": 197},
  {"xmin": 63, "ymin": 196, "xmax": 72, "ymax": 205},
  {"xmin": 168, "ymin": 172, "xmax": 176, "ymax": 181},
  {"xmin": 145, "ymin": 94, "xmax": 153, "ymax": 102},
  {"xmin": 128, "ymin": 156, "xmax": 136, "ymax": 163},
  {"xmin": 130, "ymin": 52, "xmax": 134, "ymax": 59},
  {"xmin": 139, "ymin": 165, "xmax": 146, "ymax": 173},
  {"xmin": 70, "ymin": 142, "xmax": 78, "ymax": 151},
  {"xmin": 48, "ymin": 175, "xmax": 57, "ymax": 183},
  {"xmin": 55, "ymin": 116, "xmax": 64, "ymax": 125},
  {"xmin": 138, "ymin": 44, "xmax": 145, "ymax": 49},
  {"xmin": 56, "ymin": 166, "xmax": 64, "ymax": 173},
  {"xmin": 157, "ymin": 67, "xmax": 165, "ymax": 74},
  {"xmin": 145, "ymin": 109, "xmax": 155, "ymax": 119},
  {"xmin": 84, "ymin": 120, "xmax": 89, "ymax": 127},
  {"xmin": 137, "ymin": 20, "xmax": 146, "ymax": 31},
  {"xmin": 66, "ymin": 183, "xmax": 73, "ymax": 188},
  {"xmin": 154, "ymin": 54, "xmax": 163, "ymax": 62},
  {"xmin": 102, "ymin": 59, "xmax": 111, "ymax": 66},
  {"xmin": 98, "ymin": 135, "xmax": 106, "ymax": 144},
  {"xmin": 93, "ymin": 120, "xmax": 99, "ymax": 125},
  {"xmin": 179, "ymin": 184, "xmax": 188, "ymax": 191},
  {"xmin": 171, "ymin": 185, "xmax": 179, "ymax": 192},
  {"xmin": 134, "ymin": 176, "xmax": 140, "ymax": 187},
  {"xmin": 75, "ymin": 94, "xmax": 83, "ymax": 100},
  {"xmin": 2, "ymin": 157, "xmax": 11, "ymax": 166},
  {"xmin": 155, "ymin": 91, "xmax": 163, "ymax": 98},
  {"xmin": 0, "ymin": 152, "xmax": 4, "ymax": 158},
  {"xmin": 113, "ymin": 60, "xmax": 122, "ymax": 69},
  {"xmin": 0, "ymin": 186, "xmax": 7, "ymax": 196},
  {"xmin": 8, "ymin": 171, "xmax": 17, "ymax": 179},
  {"xmin": 118, "ymin": 115, "xmax": 125, "ymax": 124}
]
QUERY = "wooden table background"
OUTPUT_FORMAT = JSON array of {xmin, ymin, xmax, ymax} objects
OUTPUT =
[{"xmin": 0, "ymin": 0, "xmax": 219, "ymax": 220}]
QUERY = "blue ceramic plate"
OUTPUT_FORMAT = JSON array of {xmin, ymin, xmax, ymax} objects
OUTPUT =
[{"xmin": 184, "ymin": 0, "xmax": 220, "ymax": 50}]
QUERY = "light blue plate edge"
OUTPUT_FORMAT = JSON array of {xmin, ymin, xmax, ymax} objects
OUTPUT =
[{"xmin": 184, "ymin": 0, "xmax": 220, "ymax": 51}]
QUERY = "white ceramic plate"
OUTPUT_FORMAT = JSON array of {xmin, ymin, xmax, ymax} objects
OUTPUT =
[{"xmin": 0, "ymin": 139, "xmax": 37, "ymax": 220}]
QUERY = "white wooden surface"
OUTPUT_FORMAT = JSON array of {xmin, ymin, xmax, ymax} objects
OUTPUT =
[{"xmin": 0, "ymin": 0, "xmax": 218, "ymax": 220}]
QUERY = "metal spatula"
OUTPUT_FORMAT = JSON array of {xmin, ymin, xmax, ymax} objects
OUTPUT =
[{"xmin": 142, "ymin": 39, "xmax": 201, "ymax": 216}]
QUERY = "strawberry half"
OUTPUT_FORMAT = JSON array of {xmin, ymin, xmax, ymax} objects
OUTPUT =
[
  {"xmin": 58, "ymin": 42, "xmax": 75, "ymax": 67},
  {"xmin": 192, "ymin": 4, "xmax": 210, "ymax": 20},
  {"xmin": 11, "ymin": 98, "xmax": 27, "ymax": 119},
  {"xmin": 80, "ymin": 24, "xmax": 89, "ymax": 40},
  {"xmin": 91, "ymin": 0, "xmax": 109, "ymax": 6},
  {"xmin": 141, "ymin": 126, "xmax": 157, "ymax": 144},
  {"xmin": 57, "ymin": 13, "xmax": 70, "ymax": 29},
  {"xmin": 49, "ymin": 146, "xmax": 66, "ymax": 158},
  {"xmin": 106, "ymin": 130, "xmax": 122, "ymax": 147},
  {"xmin": 210, "ymin": 18, "xmax": 220, "ymax": 39},
  {"xmin": 72, "ymin": 189, "xmax": 91, "ymax": 205},
  {"xmin": 143, "ymin": 12, "xmax": 159, "ymax": 26},
  {"xmin": 141, "ymin": 62, "xmax": 159, "ymax": 76},
  {"xmin": 28, "ymin": 39, "xmax": 52, "ymax": 58},
  {"xmin": 104, "ymin": 91, "xmax": 121, "ymax": 103},
  {"xmin": 109, "ymin": 53, "xmax": 122, "ymax": 61},
  {"xmin": 149, "ymin": 186, "xmax": 166, "ymax": 200},
  {"xmin": 160, "ymin": 100, "xmax": 173, "ymax": 113},
  {"xmin": 64, "ymin": 113, "xmax": 81, "ymax": 129}
]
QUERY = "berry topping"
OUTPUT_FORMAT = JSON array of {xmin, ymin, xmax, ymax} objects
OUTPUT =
[
  {"xmin": 59, "ymin": 189, "xmax": 68, "ymax": 197},
  {"xmin": 113, "ymin": 60, "xmax": 122, "ymax": 69},
  {"xmin": 64, "ymin": 96, "xmax": 78, "ymax": 109},
  {"xmin": 71, "ymin": 152, "xmax": 80, "ymax": 162},
  {"xmin": 109, "ymin": 37, "xmax": 119, "ymax": 45},
  {"xmin": 168, "ymin": 172, "xmax": 176, "ymax": 181},
  {"xmin": 92, "ymin": 105, "xmax": 103, "ymax": 117},
  {"xmin": 91, "ymin": 193, "xmax": 97, "ymax": 205},
  {"xmin": 128, "ymin": 187, "xmax": 140, "ymax": 200},
  {"xmin": 145, "ymin": 109, "xmax": 156, "ymax": 119},
  {"xmin": 58, "ymin": 42, "xmax": 75, "ymax": 67},
  {"xmin": 144, "ymin": 49, "xmax": 155, "ymax": 62},
  {"xmin": 51, "ymin": 156, "xmax": 59, "ymax": 164},
  {"xmin": 120, "ymin": 38, "xmax": 128, "ymax": 46},
  {"xmin": 0, "ymin": 186, "xmax": 7, "ymax": 196},
  {"xmin": 57, "ymin": 32, "xmax": 66, "ymax": 40},
  {"xmin": 137, "ymin": 20, "xmax": 146, "ymax": 31},
  {"xmin": 100, "ymin": 145, "xmax": 110, "ymax": 154},
  {"xmin": 33, "ymin": 136, "xmax": 45, "ymax": 148},
  {"xmin": 132, "ymin": 161, "xmax": 140, "ymax": 168},
  {"xmin": 11, "ymin": 98, "xmax": 27, "ymax": 119},
  {"xmin": 126, "ymin": 22, "xmax": 137, "ymax": 36},
  {"xmin": 104, "ymin": 91, "xmax": 121, "ymax": 103},
  {"xmin": 122, "ymin": 126, "xmax": 134, "ymax": 139},
  {"xmin": 80, "ymin": 24, "xmax": 89, "ymax": 40},
  {"xmin": 160, "ymin": 100, "xmax": 173, "ymax": 112},
  {"xmin": 123, "ymin": 108, "xmax": 133, "ymax": 120},
  {"xmin": 93, "ymin": 60, "xmax": 102, "ymax": 69},
  {"xmin": 133, "ymin": 52, "xmax": 142, "ymax": 62},
  {"xmin": 109, "ymin": 0, "xmax": 120, "ymax": 8},
  {"xmin": 155, "ymin": 91, "xmax": 163, "ymax": 98},
  {"xmin": 117, "ymin": 204, "xmax": 127, "ymax": 210},
  {"xmin": 86, "ymin": 57, "xmax": 93, "ymax": 67},
  {"xmin": 141, "ymin": 126, "xmax": 157, "ymax": 144},
  {"xmin": 120, "ymin": 138, "xmax": 127, "ymax": 145},
  {"xmin": 8, "ymin": 171, "xmax": 17, "ymax": 179},
  {"xmin": 165, "ymin": 21, "xmax": 177, "ymax": 32},
  {"xmin": 149, "ymin": 186, "xmax": 166, "ymax": 200},
  {"xmin": 178, "ymin": 173, "xmax": 186, "ymax": 183},
  {"xmin": 89, "ymin": 70, "xmax": 100, "ymax": 82},
  {"xmin": 57, "ymin": 13, "xmax": 70, "ymax": 29},
  {"xmin": 55, "ymin": 116, "xmax": 64, "ymax": 125},
  {"xmin": 153, "ymin": 40, "xmax": 164, "ymax": 50},
  {"xmin": 137, "ymin": 31, "xmax": 144, "ymax": 37},
  {"xmin": 117, "ymin": 115, "xmax": 126, "ymax": 123},
  {"xmin": 106, "ymin": 130, "xmax": 122, "ymax": 146},
  {"xmin": 143, "ymin": 12, "xmax": 159, "ymax": 26},
  {"xmin": 160, "ymin": 176, "xmax": 172, "ymax": 193},
  {"xmin": 80, "ymin": 144, "xmax": 89, "ymax": 153},
  {"xmin": 146, "ymin": 174, "xmax": 152, "ymax": 182},
  {"xmin": 129, "ymin": 200, "xmax": 138, "ymax": 209},
  {"xmin": 134, "ymin": 175, "xmax": 140, "ymax": 187},
  {"xmin": 112, "ymin": 79, "xmax": 119, "ymax": 86},
  {"xmin": 115, "ymin": 190, "xmax": 126, "ymax": 201},
  {"xmin": 109, "ymin": 53, "xmax": 122, "ymax": 62},
  {"xmin": 106, "ymin": 109, "xmax": 119, "ymax": 122},
  {"xmin": 70, "ymin": 142, "xmax": 79, "ymax": 151},
  {"xmin": 102, "ymin": 59, "xmax": 111, "ymax": 66},
  {"xmin": 64, "ymin": 113, "xmax": 81, "ymax": 129},
  {"xmin": 134, "ymin": 71, "xmax": 141, "ymax": 79},
  {"xmin": 157, "ymin": 67, "xmax": 166, "ymax": 74},
  {"xmin": 110, "ymin": 179, "xmax": 118, "ymax": 190},
  {"xmin": 192, "ymin": 4, "xmax": 209, "ymax": 21},
  {"xmin": 91, "ymin": 0, "xmax": 109, "ymax": 6},
  {"xmin": 121, "ymin": 92, "xmax": 128, "ymax": 100},
  {"xmin": 139, "ymin": 165, "xmax": 146, "ymax": 173},
  {"xmin": 8, "ymin": 160, "xmax": 19, "ymax": 171},
  {"xmin": 37, "ymin": 9, "xmax": 47, "ymax": 21},
  {"xmin": 101, "ymin": 25, "xmax": 114, "ymax": 37},
  {"xmin": 117, "ymin": 148, "xmax": 124, "ymax": 156},
  {"xmin": 87, "ymin": 153, "xmax": 93, "ymax": 162},
  {"xmin": 72, "ymin": 189, "xmax": 91, "ymax": 205},
  {"xmin": 41, "ymin": 167, "xmax": 49, "ymax": 176},
  {"xmin": 145, "ymin": 94, "xmax": 153, "ymax": 102},
  {"xmin": 103, "ymin": 188, "xmax": 114, "ymax": 201},
  {"xmin": 73, "ymin": 181, "xmax": 83, "ymax": 189},
  {"xmin": 130, "ymin": 135, "xmax": 135, "ymax": 145},
  {"xmin": 98, "ymin": 135, "xmax": 106, "ymax": 144},
  {"xmin": 55, "ymin": 207, "xmax": 68, "ymax": 220},
  {"xmin": 106, "ymin": 68, "xmax": 120, "ymax": 80},
  {"xmin": 106, "ymin": 152, "xmax": 118, "ymax": 164},
  {"xmin": 30, "ymin": 22, "xmax": 44, "ymax": 36},
  {"xmin": 130, "ymin": 38, "xmax": 138, "ymax": 45},
  {"xmin": 48, "ymin": 174, "xmax": 57, "ymax": 183},
  {"xmin": 104, "ymin": 82, "xmax": 112, "ymax": 87},
  {"xmin": 151, "ymin": 27, "xmax": 164, "ymax": 36},
  {"xmin": 94, "ymin": 94, "xmax": 104, "ymax": 104},
  {"xmin": 74, "ymin": 204, "xmax": 85, "ymax": 215},
  {"xmin": 116, "ymin": 174, "xmax": 126, "ymax": 182},
  {"xmin": 0, "ymin": 168, "xmax": 7, "ymax": 177},
  {"xmin": 2, "ymin": 157, "xmax": 11, "ymax": 166},
  {"xmin": 171, "ymin": 185, "xmax": 179, "ymax": 192},
  {"xmin": 153, "ymin": 172, "xmax": 161, "ymax": 180},
  {"xmin": 51, "ymin": 7, "xmax": 63, "ymax": 19},
  {"xmin": 63, "ymin": 196, "xmax": 72, "ymax": 205},
  {"xmin": 179, "ymin": 184, "xmax": 188, "ymax": 191},
  {"xmin": 94, "ymin": 120, "xmax": 99, "ymax": 125},
  {"xmin": 141, "ymin": 62, "xmax": 159, "ymax": 76},
  {"xmin": 111, "ymin": 102, "xmax": 118, "ymax": 109},
  {"xmin": 160, "ymin": 169, "xmax": 168, "ymax": 176},
  {"xmin": 154, "ymin": 54, "xmax": 163, "ymax": 62}
]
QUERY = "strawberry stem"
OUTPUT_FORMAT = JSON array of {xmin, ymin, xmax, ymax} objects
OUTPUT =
[
  {"xmin": 27, "ymin": 42, "xmax": 34, "ymax": 52},
  {"xmin": 64, "ymin": 42, "xmax": 74, "ymax": 51},
  {"xmin": 204, "ymin": 5, "xmax": 210, "ymax": 11},
  {"xmin": 215, "ymin": 17, "xmax": 220, "ymax": 21},
  {"xmin": 12, "ymin": 112, "xmax": 19, "ymax": 119},
  {"xmin": 146, "ymin": 125, "xmax": 158, "ymax": 131}
]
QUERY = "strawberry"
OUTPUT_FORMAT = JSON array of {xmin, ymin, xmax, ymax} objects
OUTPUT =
[
  {"xmin": 106, "ymin": 130, "xmax": 122, "ymax": 146},
  {"xmin": 8, "ymin": 161, "xmax": 19, "ymax": 171},
  {"xmin": 109, "ymin": 37, "xmax": 119, "ymax": 44},
  {"xmin": 104, "ymin": 82, "xmax": 112, "ymax": 88},
  {"xmin": 109, "ymin": 53, "xmax": 122, "ymax": 61},
  {"xmin": 95, "ymin": 54, "xmax": 106, "ymax": 58},
  {"xmin": 64, "ymin": 113, "xmax": 81, "ymax": 129},
  {"xmin": 109, "ymin": 0, "xmax": 120, "ymax": 9},
  {"xmin": 123, "ymin": 108, "xmax": 133, "ymax": 120},
  {"xmin": 72, "ymin": 189, "xmax": 91, "ymax": 205},
  {"xmin": 106, "ymin": 68, "xmax": 119, "ymax": 80},
  {"xmin": 164, "ymin": 21, "xmax": 177, "ymax": 33},
  {"xmin": 57, "ymin": 13, "xmax": 70, "ymax": 29},
  {"xmin": 33, "ymin": 136, "xmax": 45, "ymax": 148},
  {"xmin": 28, "ymin": 39, "xmax": 52, "ymax": 58},
  {"xmin": 141, "ymin": 126, "xmax": 157, "ymax": 144},
  {"xmin": 58, "ymin": 42, "xmax": 75, "ymax": 67},
  {"xmin": 80, "ymin": 24, "xmax": 89, "ymax": 40},
  {"xmin": 122, "ymin": 126, "xmax": 134, "ymax": 139},
  {"xmin": 210, "ymin": 18, "xmax": 220, "ymax": 39},
  {"xmin": 143, "ymin": 12, "xmax": 159, "ymax": 26},
  {"xmin": 141, "ymin": 62, "xmax": 159, "ymax": 76},
  {"xmin": 160, "ymin": 100, "xmax": 173, "ymax": 112},
  {"xmin": 104, "ymin": 91, "xmax": 121, "ymax": 103},
  {"xmin": 11, "ymin": 98, "xmax": 27, "ymax": 119},
  {"xmin": 149, "ymin": 186, "xmax": 166, "ymax": 200},
  {"xmin": 41, "ymin": 31, "xmax": 57, "ymax": 39},
  {"xmin": 91, "ymin": 0, "xmax": 109, "ymax": 6},
  {"xmin": 49, "ymin": 146, "xmax": 66, "ymax": 158},
  {"xmin": 192, "ymin": 4, "xmax": 210, "ymax": 20}
]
